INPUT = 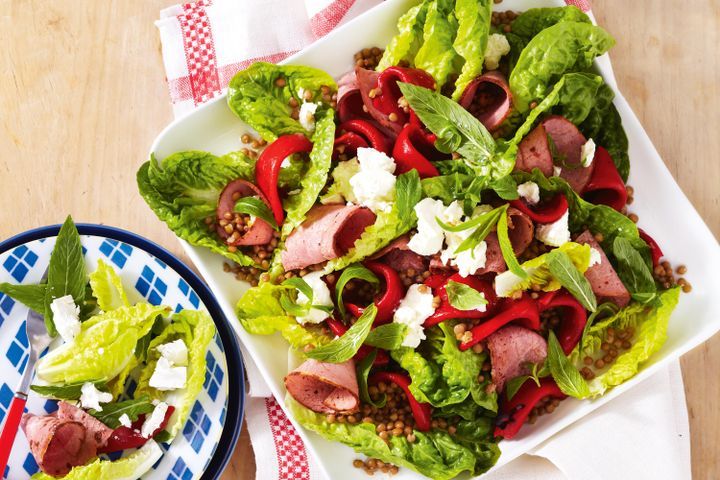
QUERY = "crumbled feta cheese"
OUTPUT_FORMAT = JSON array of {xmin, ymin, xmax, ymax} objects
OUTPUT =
[
  {"xmin": 589, "ymin": 247, "xmax": 602, "ymax": 267},
  {"xmin": 50, "ymin": 295, "xmax": 81, "ymax": 343},
  {"xmin": 553, "ymin": 166, "xmax": 562, "ymax": 177},
  {"xmin": 157, "ymin": 339, "xmax": 188, "ymax": 366},
  {"xmin": 517, "ymin": 181, "xmax": 540, "ymax": 205},
  {"xmin": 393, "ymin": 284, "xmax": 436, "ymax": 348},
  {"xmin": 535, "ymin": 211, "xmax": 571, "ymax": 247},
  {"xmin": 580, "ymin": 138, "xmax": 596, "ymax": 168},
  {"xmin": 296, "ymin": 271, "xmax": 334, "ymax": 325},
  {"xmin": 141, "ymin": 402, "xmax": 169, "ymax": 438},
  {"xmin": 484, "ymin": 33, "xmax": 511, "ymax": 70},
  {"xmin": 408, "ymin": 199, "xmax": 460, "ymax": 256},
  {"xmin": 349, "ymin": 148, "xmax": 397, "ymax": 213},
  {"xmin": 149, "ymin": 357, "xmax": 187, "ymax": 391},
  {"xmin": 118, "ymin": 413, "xmax": 132, "ymax": 428},
  {"xmin": 80, "ymin": 382, "xmax": 113, "ymax": 411},
  {"xmin": 450, "ymin": 240, "xmax": 488, "ymax": 278},
  {"xmin": 299, "ymin": 102, "xmax": 319, "ymax": 132}
]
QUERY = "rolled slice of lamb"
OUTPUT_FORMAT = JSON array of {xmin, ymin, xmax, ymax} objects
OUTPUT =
[
  {"xmin": 458, "ymin": 71, "xmax": 513, "ymax": 132},
  {"xmin": 21, "ymin": 414, "xmax": 96, "ymax": 477},
  {"xmin": 285, "ymin": 358, "xmax": 360, "ymax": 414},
  {"xmin": 575, "ymin": 230, "xmax": 631, "ymax": 307},
  {"xmin": 487, "ymin": 325, "xmax": 548, "ymax": 392}
]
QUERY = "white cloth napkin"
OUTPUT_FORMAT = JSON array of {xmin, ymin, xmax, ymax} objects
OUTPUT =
[{"xmin": 155, "ymin": 1, "xmax": 692, "ymax": 478}]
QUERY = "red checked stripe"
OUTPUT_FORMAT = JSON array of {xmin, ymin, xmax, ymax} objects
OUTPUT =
[
  {"xmin": 309, "ymin": 0, "xmax": 356, "ymax": 38},
  {"xmin": 564, "ymin": 0, "xmax": 591, "ymax": 12},
  {"xmin": 266, "ymin": 397, "xmax": 311, "ymax": 480},
  {"xmin": 178, "ymin": 0, "xmax": 221, "ymax": 106}
]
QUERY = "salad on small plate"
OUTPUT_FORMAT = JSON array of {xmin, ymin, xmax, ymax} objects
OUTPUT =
[{"xmin": 139, "ymin": 1, "xmax": 689, "ymax": 478}]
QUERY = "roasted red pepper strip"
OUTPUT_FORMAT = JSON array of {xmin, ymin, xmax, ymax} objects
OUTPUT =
[
  {"xmin": 339, "ymin": 119, "xmax": 391, "ymax": 154},
  {"xmin": 538, "ymin": 290, "xmax": 587, "ymax": 355},
  {"xmin": 494, "ymin": 378, "xmax": 566, "ymax": 439},
  {"xmin": 460, "ymin": 296, "xmax": 540, "ymax": 351},
  {"xmin": 373, "ymin": 66, "xmax": 435, "ymax": 127},
  {"xmin": 582, "ymin": 146, "xmax": 628, "ymax": 212},
  {"xmin": 638, "ymin": 228, "xmax": 664, "ymax": 267},
  {"xmin": 333, "ymin": 131, "xmax": 368, "ymax": 160},
  {"xmin": 98, "ymin": 406, "xmax": 176, "ymax": 453},
  {"xmin": 345, "ymin": 261, "xmax": 405, "ymax": 325},
  {"xmin": 255, "ymin": 133, "xmax": 313, "ymax": 224},
  {"xmin": 368, "ymin": 372, "xmax": 432, "ymax": 432},
  {"xmin": 509, "ymin": 193, "xmax": 568, "ymax": 224},
  {"xmin": 326, "ymin": 317, "xmax": 389, "ymax": 366},
  {"xmin": 392, "ymin": 123, "xmax": 441, "ymax": 178},
  {"xmin": 424, "ymin": 273, "xmax": 497, "ymax": 327}
]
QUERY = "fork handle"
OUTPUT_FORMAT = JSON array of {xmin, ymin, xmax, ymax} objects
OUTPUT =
[{"xmin": 0, "ymin": 394, "xmax": 27, "ymax": 473}]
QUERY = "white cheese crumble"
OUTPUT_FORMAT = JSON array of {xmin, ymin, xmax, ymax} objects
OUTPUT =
[
  {"xmin": 517, "ymin": 181, "xmax": 540, "ymax": 205},
  {"xmin": 157, "ymin": 339, "xmax": 188, "ymax": 366},
  {"xmin": 141, "ymin": 401, "xmax": 169, "ymax": 438},
  {"xmin": 407, "ymin": 198, "xmax": 448, "ymax": 255},
  {"xmin": 50, "ymin": 295, "xmax": 81, "ymax": 343},
  {"xmin": 349, "ymin": 147, "xmax": 397, "ymax": 213},
  {"xmin": 393, "ymin": 284, "xmax": 436, "ymax": 348},
  {"xmin": 80, "ymin": 382, "xmax": 113, "ymax": 411},
  {"xmin": 494, "ymin": 267, "xmax": 538, "ymax": 297},
  {"xmin": 589, "ymin": 247, "xmax": 603, "ymax": 267},
  {"xmin": 535, "ymin": 211, "xmax": 571, "ymax": 247},
  {"xmin": 553, "ymin": 166, "xmax": 562, "ymax": 177},
  {"xmin": 118, "ymin": 413, "xmax": 132, "ymax": 428},
  {"xmin": 296, "ymin": 271, "xmax": 334, "ymax": 325},
  {"xmin": 299, "ymin": 102, "xmax": 319, "ymax": 132},
  {"xmin": 580, "ymin": 138, "xmax": 596, "ymax": 168},
  {"xmin": 149, "ymin": 357, "xmax": 187, "ymax": 391},
  {"xmin": 484, "ymin": 33, "xmax": 511, "ymax": 70}
]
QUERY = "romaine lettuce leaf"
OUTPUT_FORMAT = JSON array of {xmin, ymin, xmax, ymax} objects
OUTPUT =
[
  {"xmin": 36, "ymin": 304, "xmax": 168, "ymax": 384},
  {"xmin": 377, "ymin": 0, "xmax": 430, "ymax": 70},
  {"xmin": 413, "ymin": 0, "xmax": 461, "ymax": 90},
  {"xmin": 320, "ymin": 158, "xmax": 359, "ymax": 205},
  {"xmin": 509, "ymin": 21, "xmax": 615, "ymax": 112},
  {"xmin": 137, "ymin": 150, "xmax": 257, "ymax": 266},
  {"xmin": 511, "ymin": 6, "xmax": 591, "ymax": 43},
  {"xmin": 227, "ymin": 62, "xmax": 336, "ymax": 142},
  {"xmin": 89, "ymin": 259, "xmax": 129, "ymax": 312},
  {"xmin": 451, "ymin": 0, "xmax": 493, "ymax": 100}
]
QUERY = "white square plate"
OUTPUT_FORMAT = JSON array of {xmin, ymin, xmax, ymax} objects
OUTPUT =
[{"xmin": 149, "ymin": 0, "xmax": 720, "ymax": 477}]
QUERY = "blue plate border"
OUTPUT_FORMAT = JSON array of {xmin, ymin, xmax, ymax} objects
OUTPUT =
[{"xmin": 0, "ymin": 223, "xmax": 244, "ymax": 480}]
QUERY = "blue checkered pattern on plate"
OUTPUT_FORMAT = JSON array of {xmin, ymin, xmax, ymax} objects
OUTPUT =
[{"xmin": 0, "ymin": 236, "xmax": 229, "ymax": 480}]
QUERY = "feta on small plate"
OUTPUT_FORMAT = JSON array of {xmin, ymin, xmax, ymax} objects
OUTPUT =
[
  {"xmin": 149, "ymin": 357, "xmax": 187, "ymax": 391},
  {"xmin": 80, "ymin": 382, "xmax": 113, "ymax": 411},
  {"xmin": 296, "ymin": 271, "xmax": 334, "ymax": 325},
  {"xmin": 393, "ymin": 284, "xmax": 436, "ymax": 348},
  {"xmin": 157, "ymin": 339, "xmax": 188, "ymax": 366},
  {"xmin": 50, "ymin": 295, "xmax": 81, "ymax": 343},
  {"xmin": 141, "ymin": 401, "xmax": 169, "ymax": 438}
]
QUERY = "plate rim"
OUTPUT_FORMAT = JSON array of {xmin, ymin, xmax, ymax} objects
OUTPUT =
[{"xmin": 0, "ymin": 223, "xmax": 245, "ymax": 480}]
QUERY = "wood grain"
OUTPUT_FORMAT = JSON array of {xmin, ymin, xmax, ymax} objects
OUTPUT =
[{"xmin": 0, "ymin": 0, "xmax": 717, "ymax": 478}]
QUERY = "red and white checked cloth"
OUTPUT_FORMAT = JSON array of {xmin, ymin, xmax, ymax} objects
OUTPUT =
[{"xmin": 155, "ymin": 1, "xmax": 691, "ymax": 478}]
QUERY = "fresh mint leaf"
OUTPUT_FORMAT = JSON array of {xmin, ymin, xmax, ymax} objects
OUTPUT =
[
  {"xmin": 505, "ymin": 375, "xmax": 530, "ymax": 401},
  {"xmin": 335, "ymin": 264, "xmax": 379, "ymax": 319},
  {"xmin": 31, "ymin": 380, "xmax": 107, "ymax": 400},
  {"xmin": 153, "ymin": 430, "xmax": 172, "ymax": 443},
  {"xmin": 613, "ymin": 237, "xmax": 657, "ymax": 300},
  {"xmin": 279, "ymin": 277, "xmax": 316, "ymax": 317},
  {"xmin": 497, "ymin": 208, "xmax": 527, "ymax": 278},
  {"xmin": 234, "ymin": 197, "xmax": 279, "ymax": 230},
  {"xmin": 0, "ymin": 283, "xmax": 47, "ymax": 314},
  {"xmin": 489, "ymin": 176, "xmax": 519, "ymax": 201},
  {"xmin": 88, "ymin": 395, "xmax": 155, "ymax": 429},
  {"xmin": 438, "ymin": 205, "xmax": 505, "ymax": 256},
  {"xmin": 579, "ymin": 302, "xmax": 618, "ymax": 352},
  {"xmin": 445, "ymin": 281, "xmax": 488, "ymax": 311},
  {"xmin": 395, "ymin": 169, "xmax": 423, "ymax": 230},
  {"xmin": 355, "ymin": 349, "xmax": 386, "ymax": 408},
  {"xmin": 547, "ymin": 249, "xmax": 597, "ymax": 311},
  {"xmin": 306, "ymin": 304, "xmax": 377, "ymax": 363},
  {"xmin": 364, "ymin": 323, "xmax": 407, "ymax": 350},
  {"xmin": 547, "ymin": 331, "xmax": 590, "ymax": 399}
]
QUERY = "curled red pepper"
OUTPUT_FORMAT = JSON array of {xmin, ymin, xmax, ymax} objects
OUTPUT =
[
  {"xmin": 255, "ymin": 133, "xmax": 313, "ymax": 224},
  {"xmin": 326, "ymin": 317, "xmax": 390, "ymax": 366},
  {"xmin": 345, "ymin": 261, "xmax": 405, "ymax": 325},
  {"xmin": 509, "ymin": 193, "xmax": 568, "ymax": 224},
  {"xmin": 460, "ymin": 295, "xmax": 540, "ymax": 351},
  {"xmin": 423, "ymin": 273, "xmax": 497, "ymax": 327},
  {"xmin": 374, "ymin": 66, "xmax": 435, "ymax": 127},
  {"xmin": 337, "ymin": 119, "xmax": 391, "ymax": 154},
  {"xmin": 392, "ymin": 123, "xmax": 443, "ymax": 178},
  {"xmin": 368, "ymin": 372, "xmax": 432, "ymax": 432},
  {"xmin": 98, "ymin": 406, "xmax": 176, "ymax": 453},
  {"xmin": 582, "ymin": 146, "xmax": 628, "ymax": 212},
  {"xmin": 638, "ymin": 228, "xmax": 664, "ymax": 267},
  {"xmin": 494, "ymin": 378, "xmax": 566, "ymax": 439},
  {"xmin": 538, "ymin": 290, "xmax": 587, "ymax": 355},
  {"xmin": 333, "ymin": 131, "xmax": 368, "ymax": 160}
]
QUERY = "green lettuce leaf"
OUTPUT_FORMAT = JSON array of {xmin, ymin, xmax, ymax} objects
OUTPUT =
[
  {"xmin": 89, "ymin": 259, "xmax": 129, "ymax": 312},
  {"xmin": 36, "ymin": 304, "xmax": 169, "ymax": 384},
  {"xmin": 137, "ymin": 150, "xmax": 257, "ymax": 266},
  {"xmin": 510, "ymin": 6, "xmax": 590, "ymax": 44},
  {"xmin": 320, "ymin": 158, "xmax": 359, "ymax": 205},
  {"xmin": 451, "ymin": 0, "xmax": 493, "ymax": 100},
  {"xmin": 227, "ymin": 62, "xmax": 336, "ymax": 141},
  {"xmin": 31, "ymin": 440, "xmax": 162, "ymax": 480},
  {"xmin": 377, "ymin": 0, "xmax": 430, "ymax": 70},
  {"xmin": 413, "ymin": 0, "xmax": 461, "ymax": 90},
  {"xmin": 509, "ymin": 21, "xmax": 615, "ymax": 112}
]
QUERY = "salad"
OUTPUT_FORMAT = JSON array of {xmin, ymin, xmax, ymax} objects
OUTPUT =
[
  {"xmin": 138, "ymin": 2, "xmax": 687, "ymax": 478},
  {"xmin": 0, "ymin": 217, "xmax": 215, "ymax": 479}
]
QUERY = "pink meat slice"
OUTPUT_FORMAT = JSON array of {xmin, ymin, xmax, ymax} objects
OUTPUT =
[
  {"xmin": 487, "ymin": 325, "xmax": 548, "ymax": 392},
  {"xmin": 458, "ymin": 71, "xmax": 513, "ymax": 132},
  {"xmin": 57, "ymin": 401, "xmax": 113, "ymax": 448},
  {"xmin": 371, "ymin": 235, "xmax": 427, "ymax": 273},
  {"xmin": 22, "ymin": 414, "xmax": 96, "ymax": 477},
  {"xmin": 542, "ymin": 115, "xmax": 594, "ymax": 193},
  {"xmin": 474, "ymin": 233, "xmax": 507, "ymax": 275},
  {"xmin": 337, "ymin": 70, "xmax": 370, "ymax": 124},
  {"xmin": 515, "ymin": 123, "xmax": 554, "ymax": 177},
  {"xmin": 284, "ymin": 359, "xmax": 360, "ymax": 414},
  {"xmin": 356, "ymin": 66, "xmax": 404, "ymax": 136},
  {"xmin": 575, "ymin": 230, "xmax": 631, "ymax": 307},
  {"xmin": 507, "ymin": 207, "xmax": 534, "ymax": 255},
  {"xmin": 281, "ymin": 204, "xmax": 377, "ymax": 271}
]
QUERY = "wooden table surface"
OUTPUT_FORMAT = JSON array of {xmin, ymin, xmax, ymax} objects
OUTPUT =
[{"xmin": 1, "ymin": 0, "xmax": 718, "ymax": 478}]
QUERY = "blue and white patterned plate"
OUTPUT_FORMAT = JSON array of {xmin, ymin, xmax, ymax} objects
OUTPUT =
[{"xmin": 0, "ymin": 224, "xmax": 244, "ymax": 480}]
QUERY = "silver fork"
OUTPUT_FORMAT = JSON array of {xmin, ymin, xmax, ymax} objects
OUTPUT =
[{"xmin": 0, "ymin": 292, "xmax": 53, "ymax": 471}]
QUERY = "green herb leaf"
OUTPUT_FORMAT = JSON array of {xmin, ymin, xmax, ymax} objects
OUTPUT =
[
  {"xmin": 445, "ymin": 281, "xmax": 488, "ymax": 311},
  {"xmin": 547, "ymin": 249, "xmax": 597, "ymax": 311},
  {"xmin": 0, "ymin": 283, "xmax": 47, "ymax": 314},
  {"xmin": 395, "ymin": 169, "xmax": 423, "ymax": 230},
  {"xmin": 613, "ymin": 237, "xmax": 657, "ymax": 300},
  {"xmin": 234, "ymin": 197, "xmax": 279, "ymax": 230},
  {"xmin": 306, "ymin": 304, "xmax": 377, "ymax": 363},
  {"xmin": 505, "ymin": 375, "xmax": 529, "ymax": 401},
  {"xmin": 579, "ymin": 302, "xmax": 619, "ymax": 352},
  {"xmin": 279, "ymin": 277, "xmax": 316, "ymax": 317},
  {"xmin": 335, "ymin": 264, "xmax": 379, "ymax": 319},
  {"xmin": 496, "ymin": 208, "xmax": 527, "ymax": 278},
  {"xmin": 356, "ymin": 349, "xmax": 387, "ymax": 408},
  {"xmin": 30, "ymin": 381, "xmax": 107, "ymax": 400},
  {"xmin": 364, "ymin": 323, "xmax": 407, "ymax": 350},
  {"xmin": 88, "ymin": 395, "xmax": 155, "ymax": 429},
  {"xmin": 547, "ymin": 331, "xmax": 590, "ymax": 399},
  {"xmin": 489, "ymin": 176, "xmax": 519, "ymax": 201}
]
